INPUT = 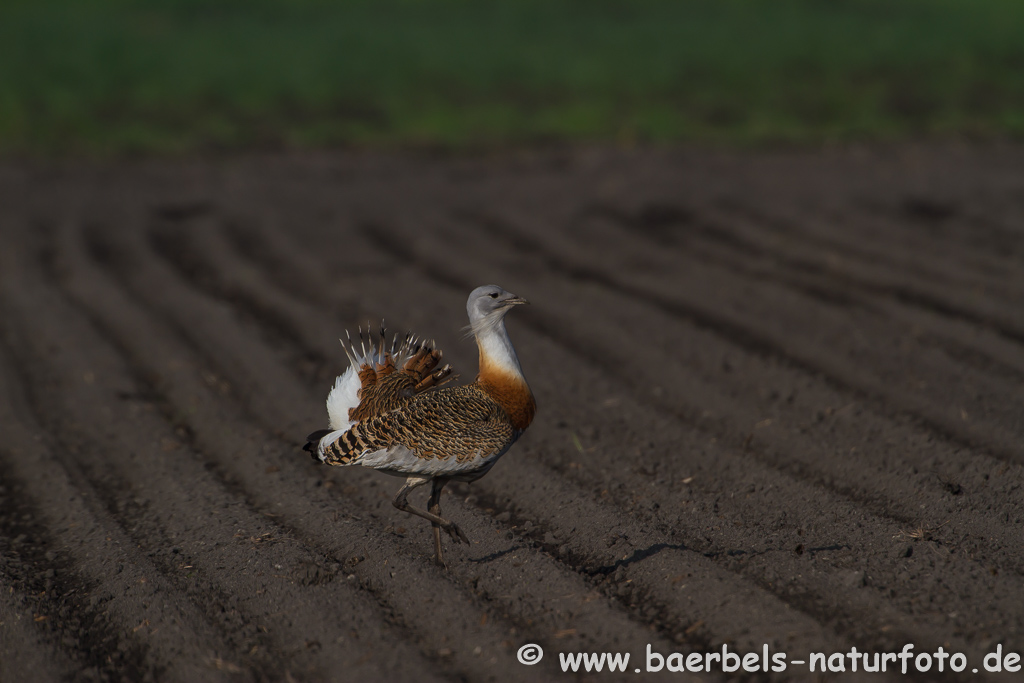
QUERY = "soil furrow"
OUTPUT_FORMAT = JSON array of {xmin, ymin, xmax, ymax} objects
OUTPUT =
[
  {"xmin": 0, "ymin": 466, "xmax": 110, "ymax": 683},
  {"xmin": 0, "ymin": 573, "xmax": 74, "ymax": 683},
  {"xmin": 28, "ymin": 227, "xmax": 460, "ymax": 683},
  {"xmin": 678, "ymin": 229, "xmax": 1024, "ymax": 385},
  {"xmin": 584, "ymin": 199, "xmax": 1024, "ymax": 384},
  {"xmin": 0, "ymin": 325, "xmax": 230, "ymax": 683},
  {"xmin": 149, "ymin": 218, "xmax": 333, "ymax": 385},
  {"xmin": 700, "ymin": 203, "xmax": 1024, "ymax": 351},
  {"xmin": 713, "ymin": 200, "xmax": 1024, "ymax": 307}
]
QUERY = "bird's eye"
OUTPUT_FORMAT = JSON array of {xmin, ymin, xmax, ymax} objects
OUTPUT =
[{"xmin": 488, "ymin": 292, "xmax": 498, "ymax": 299}]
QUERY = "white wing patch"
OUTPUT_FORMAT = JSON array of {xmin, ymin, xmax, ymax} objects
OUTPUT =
[{"xmin": 326, "ymin": 366, "xmax": 360, "ymax": 431}]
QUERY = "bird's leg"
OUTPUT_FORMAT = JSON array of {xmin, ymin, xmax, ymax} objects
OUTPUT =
[
  {"xmin": 392, "ymin": 477, "xmax": 470, "ymax": 559},
  {"xmin": 428, "ymin": 478, "xmax": 448, "ymax": 566}
]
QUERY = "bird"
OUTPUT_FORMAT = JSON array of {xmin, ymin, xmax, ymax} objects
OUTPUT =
[{"xmin": 304, "ymin": 285, "xmax": 535, "ymax": 566}]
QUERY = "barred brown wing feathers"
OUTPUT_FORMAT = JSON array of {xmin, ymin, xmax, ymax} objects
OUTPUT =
[
  {"xmin": 348, "ymin": 368, "xmax": 418, "ymax": 422},
  {"xmin": 322, "ymin": 385, "xmax": 514, "ymax": 466},
  {"xmin": 393, "ymin": 386, "xmax": 515, "ymax": 463},
  {"xmin": 347, "ymin": 338, "xmax": 455, "ymax": 423}
]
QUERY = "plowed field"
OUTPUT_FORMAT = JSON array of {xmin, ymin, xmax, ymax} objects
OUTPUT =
[{"xmin": 2, "ymin": 145, "xmax": 1023, "ymax": 682}]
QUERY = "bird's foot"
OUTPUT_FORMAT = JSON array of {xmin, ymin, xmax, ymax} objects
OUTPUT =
[{"xmin": 444, "ymin": 521, "xmax": 470, "ymax": 545}]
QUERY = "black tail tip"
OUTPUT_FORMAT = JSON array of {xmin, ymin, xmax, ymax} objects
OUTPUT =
[{"xmin": 303, "ymin": 429, "xmax": 332, "ymax": 462}]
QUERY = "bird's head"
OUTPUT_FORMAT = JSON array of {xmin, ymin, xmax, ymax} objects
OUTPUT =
[{"xmin": 466, "ymin": 284, "xmax": 528, "ymax": 336}]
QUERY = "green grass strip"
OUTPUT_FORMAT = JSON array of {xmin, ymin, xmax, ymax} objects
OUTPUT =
[{"xmin": 2, "ymin": 0, "xmax": 1023, "ymax": 155}]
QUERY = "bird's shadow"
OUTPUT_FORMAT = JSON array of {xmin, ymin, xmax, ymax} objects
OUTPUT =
[
  {"xmin": 466, "ymin": 539, "xmax": 829, "ymax": 570},
  {"xmin": 586, "ymin": 541, "xmax": 688, "ymax": 575},
  {"xmin": 467, "ymin": 545, "xmax": 523, "ymax": 564}
]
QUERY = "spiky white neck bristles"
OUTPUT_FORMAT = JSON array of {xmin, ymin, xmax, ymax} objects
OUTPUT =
[{"xmin": 467, "ymin": 303, "xmax": 507, "ymax": 337}]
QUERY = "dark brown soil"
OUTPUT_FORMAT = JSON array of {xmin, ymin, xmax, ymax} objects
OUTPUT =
[{"xmin": 2, "ymin": 144, "xmax": 1024, "ymax": 682}]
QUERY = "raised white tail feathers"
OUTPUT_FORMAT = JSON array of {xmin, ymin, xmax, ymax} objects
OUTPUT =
[{"xmin": 326, "ymin": 366, "xmax": 361, "ymax": 431}]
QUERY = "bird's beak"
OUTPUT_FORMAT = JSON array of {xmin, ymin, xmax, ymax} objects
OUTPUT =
[{"xmin": 503, "ymin": 295, "xmax": 530, "ymax": 307}]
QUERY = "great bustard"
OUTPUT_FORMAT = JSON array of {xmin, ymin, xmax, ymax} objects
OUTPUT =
[{"xmin": 304, "ymin": 285, "xmax": 535, "ymax": 566}]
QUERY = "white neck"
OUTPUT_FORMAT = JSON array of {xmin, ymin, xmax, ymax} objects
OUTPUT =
[{"xmin": 475, "ymin": 317, "xmax": 524, "ymax": 378}]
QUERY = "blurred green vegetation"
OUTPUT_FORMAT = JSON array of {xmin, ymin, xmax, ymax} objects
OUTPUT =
[{"xmin": 1, "ymin": 0, "xmax": 1023, "ymax": 155}]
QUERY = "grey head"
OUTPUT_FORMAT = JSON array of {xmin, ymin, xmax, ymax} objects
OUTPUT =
[{"xmin": 466, "ymin": 285, "xmax": 529, "ymax": 334}]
